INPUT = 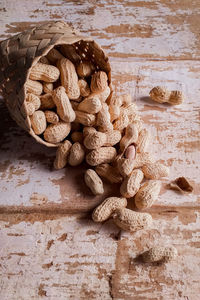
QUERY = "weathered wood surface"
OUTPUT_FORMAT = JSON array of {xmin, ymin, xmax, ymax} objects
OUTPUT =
[{"xmin": 0, "ymin": 1, "xmax": 200, "ymax": 299}]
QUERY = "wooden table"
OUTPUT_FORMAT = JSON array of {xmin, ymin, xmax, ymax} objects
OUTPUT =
[{"xmin": 0, "ymin": 1, "xmax": 200, "ymax": 299}]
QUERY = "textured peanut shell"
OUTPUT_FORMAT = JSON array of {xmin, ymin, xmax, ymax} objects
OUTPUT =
[
  {"xmin": 95, "ymin": 163, "xmax": 123, "ymax": 183},
  {"xmin": 25, "ymin": 79, "xmax": 43, "ymax": 95},
  {"xmin": 25, "ymin": 102, "xmax": 35, "ymax": 116},
  {"xmin": 142, "ymin": 162, "xmax": 169, "ymax": 179},
  {"xmin": 125, "ymin": 145, "xmax": 136, "ymax": 160},
  {"xmin": 109, "ymin": 105, "xmax": 120, "ymax": 122},
  {"xmin": 90, "ymin": 71, "xmax": 108, "ymax": 93},
  {"xmin": 120, "ymin": 124, "xmax": 138, "ymax": 151},
  {"xmin": 104, "ymin": 130, "xmax": 121, "ymax": 147},
  {"xmin": 83, "ymin": 126, "xmax": 97, "ymax": 137},
  {"xmin": 132, "ymin": 152, "xmax": 154, "ymax": 170},
  {"xmin": 135, "ymin": 180, "xmax": 161, "ymax": 209},
  {"xmin": 75, "ymin": 111, "xmax": 96, "ymax": 126},
  {"xmin": 92, "ymin": 86, "xmax": 110, "ymax": 103},
  {"xmin": 68, "ymin": 142, "xmax": 85, "ymax": 166},
  {"xmin": 97, "ymin": 103, "xmax": 113, "ymax": 132},
  {"xmin": 44, "ymin": 111, "xmax": 59, "ymax": 124},
  {"xmin": 43, "ymin": 82, "xmax": 53, "ymax": 94},
  {"xmin": 84, "ymin": 132, "xmax": 107, "ymax": 150},
  {"xmin": 120, "ymin": 169, "xmax": 144, "ymax": 198},
  {"xmin": 92, "ymin": 197, "xmax": 127, "ymax": 222},
  {"xmin": 86, "ymin": 147, "xmax": 117, "ymax": 166},
  {"xmin": 107, "ymin": 95, "xmax": 122, "ymax": 107},
  {"xmin": 149, "ymin": 86, "xmax": 170, "ymax": 104},
  {"xmin": 30, "ymin": 110, "xmax": 47, "ymax": 135},
  {"xmin": 26, "ymin": 93, "xmax": 41, "ymax": 110},
  {"xmin": 113, "ymin": 112, "xmax": 129, "ymax": 131},
  {"xmin": 44, "ymin": 122, "xmax": 71, "ymax": 144},
  {"xmin": 168, "ymin": 90, "xmax": 184, "ymax": 105},
  {"xmin": 137, "ymin": 128, "xmax": 150, "ymax": 153},
  {"xmin": 53, "ymin": 86, "xmax": 76, "ymax": 122},
  {"xmin": 84, "ymin": 169, "xmax": 104, "ymax": 195},
  {"xmin": 54, "ymin": 140, "xmax": 72, "ymax": 169},
  {"xmin": 76, "ymin": 61, "xmax": 94, "ymax": 78},
  {"xmin": 29, "ymin": 62, "xmax": 60, "ymax": 82},
  {"xmin": 117, "ymin": 158, "xmax": 135, "ymax": 177},
  {"xmin": 142, "ymin": 246, "xmax": 178, "ymax": 263},
  {"xmin": 78, "ymin": 96, "xmax": 102, "ymax": 114},
  {"xmin": 113, "ymin": 208, "xmax": 152, "ymax": 231},
  {"xmin": 78, "ymin": 79, "xmax": 91, "ymax": 97}
]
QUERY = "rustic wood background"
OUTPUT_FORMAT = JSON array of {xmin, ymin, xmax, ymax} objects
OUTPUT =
[{"xmin": 0, "ymin": 1, "xmax": 200, "ymax": 299}]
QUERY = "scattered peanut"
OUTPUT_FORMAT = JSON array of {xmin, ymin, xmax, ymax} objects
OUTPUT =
[
  {"xmin": 142, "ymin": 162, "xmax": 169, "ymax": 179},
  {"xmin": 92, "ymin": 197, "xmax": 127, "ymax": 222},
  {"xmin": 95, "ymin": 163, "xmax": 123, "ymax": 183},
  {"xmin": 54, "ymin": 140, "xmax": 72, "ymax": 169},
  {"xmin": 135, "ymin": 180, "xmax": 161, "ymax": 210},
  {"xmin": 53, "ymin": 86, "xmax": 76, "ymax": 122},
  {"xmin": 84, "ymin": 169, "xmax": 104, "ymax": 195},
  {"xmin": 168, "ymin": 90, "xmax": 184, "ymax": 105},
  {"xmin": 44, "ymin": 122, "xmax": 71, "ymax": 144},
  {"xmin": 120, "ymin": 169, "xmax": 144, "ymax": 198},
  {"xmin": 86, "ymin": 147, "xmax": 117, "ymax": 166},
  {"xmin": 68, "ymin": 142, "xmax": 85, "ymax": 166},
  {"xmin": 78, "ymin": 96, "xmax": 102, "ymax": 114},
  {"xmin": 29, "ymin": 62, "xmax": 60, "ymax": 82},
  {"xmin": 150, "ymin": 86, "xmax": 184, "ymax": 105},
  {"xmin": 141, "ymin": 246, "xmax": 178, "ymax": 263}
]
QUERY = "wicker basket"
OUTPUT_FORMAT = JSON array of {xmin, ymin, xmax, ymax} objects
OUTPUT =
[{"xmin": 0, "ymin": 21, "xmax": 111, "ymax": 147}]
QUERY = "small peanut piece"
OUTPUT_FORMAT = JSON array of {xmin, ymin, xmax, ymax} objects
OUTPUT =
[
  {"xmin": 120, "ymin": 169, "xmax": 144, "ymax": 198},
  {"xmin": 53, "ymin": 86, "xmax": 76, "ymax": 122},
  {"xmin": 58, "ymin": 58, "xmax": 80, "ymax": 100},
  {"xmin": 141, "ymin": 246, "xmax": 178, "ymax": 263},
  {"xmin": 78, "ymin": 96, "xmax": 102, "ymax": 114},
  {"xmin": 29, "ymin": 62, "xmax": 60, "ymax": 82},
  {"xmin": 86, "ymin": 147, "xmax": 117, "ymax": 166},
  {"xmin": 90, "ymin": 71, "xmax": 108, "ymax": 93},
  {"xmin": 68, "ymin": 142, "xmax": 85, "ymax": 166},
  {"xmin": 44, "ymin": 111, "xmax": 59, "ymax": 124},
  {"xmin": 113, "ymin": 208, "xmax": 152, "ymax": 231},
  {"xmin": 149, "ymin": 86, "xmax": 184, "ymax": 105},
  {"xmin": 30, "ymin": 110, "xmax": 47, "ymax": 135},
  {"xmin": 142, "ymin": 162, "xmax": 169, "ymax": 179},
  {"xmin": 92, "ymin": 197, "xmax": 127, "ymax": 222},
  {"xmin": 120, "ymin": 124, "xmax": 138, "ymax": 151},
  {"xmin": 44, "ymin": 122, "xmax": 71, "ymax": 144},
  {"xmin": 25, "ymin": 79, "xmax": 43, "ymax": 95},
  {"xmin": 84, "ymin": 169, "xmax": 104, "ymax": 195},
  {"xmin": 54, "ymin": 140, "xmax": 72, "ymax": 169},
  {"xmin": 95, "ymin": 164, "xmax": 123, "ymax": 183},
  {"xmin": 135, "ymin": 180, "xmax": 161, "ymax": 210}
]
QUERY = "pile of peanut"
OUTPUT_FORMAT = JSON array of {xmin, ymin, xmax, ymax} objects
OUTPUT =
[{"xmin": 25, "ymin": 46, "xmax": 178, "ymax": 263}]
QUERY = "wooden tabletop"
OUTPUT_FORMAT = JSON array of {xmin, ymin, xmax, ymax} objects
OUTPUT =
[{"xmin": 0, "ymin": 1, "xmax": 200, "ymax": 299}]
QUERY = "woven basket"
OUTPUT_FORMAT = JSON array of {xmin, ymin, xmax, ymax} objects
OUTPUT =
[{"xmin": 0, "ymin": 21, "xmax": 111, "ymax": 147}]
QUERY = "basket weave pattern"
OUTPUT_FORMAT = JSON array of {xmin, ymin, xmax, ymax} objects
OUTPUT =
[{"xmin": 0, "ymin": 21, "xmax": 111, "ymax": 146}]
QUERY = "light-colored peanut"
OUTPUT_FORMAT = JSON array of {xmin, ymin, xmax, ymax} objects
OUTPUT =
[
  {"xmin": 92, "ymin": 86, "xmax": 111, "ymax": 103},
  {"xmin": 120, "ymin": 124, "xmax": 138, "ymax": 151},
  {"xmin": 83, "ymin": 126, "xmax": 97, "ymax": 137},
  {"xmin": 70, "ymin": 101, "xmax": 80, "ymax": 110},
  {"xmin": 90, "ymin": 71, "xmax": 108, "ymax": 93},
  {"xmin": 104, "ymin": 130, "xmax": 121, "ymax": 146},
  {"xmin": 68, "ymin": 142, "xmax": 85, "ymax": 166},
  {"xmin": 57, "ymin": 58, "xmax": 80, "ymax": 100},
  {"xmin": 71, "ymin": 132, "xmax": 84, "ymax": 143},
  {"xmin": 137, "ymin": 128, "xmax": 150, "ymax": 153},
  {"xmin": 120, "ymin": 169, "xmax": 144, "ymax": 198},
  {"xmin": 141, "ymin": 246, "xmax": 178, "ymax": 263},
  {"xmin": 135, "ymin": 180, "xmax": 161, "ymax": 210},
  {"xmin": 92, "ymin": 197, "xmax": 127, "ymax": 222},
  {"xmin": 44, "ymin": 122, "xmax": 71, "ymax": 144},
  {"xmin": 142, "ymin": 162, "xmax": 169, "ymax": 179},
  {"xmin": 25, "ymin": 102, "xmax": 35, "ymax": 116},
  {"xmin": 131, "ymin": 152, "xmax": 155, "ymax": 170},
  {"xmin": 107, "ymin": 95, "xmax": 122, "ymax": 107},
  {"xmin": 40, "ymin": 93, "xmax": 55, "ymax": 110},
  {"xmin": 44, "ymin": 110, "xmax": 59, "ymax": 124},
  {"xmin": 46, "ymin": 48, "xmax": 64, "ymax": 63},
  {"xmin": 78, "ymin": 96, "xmax": 102, "ymax": 114},
  {"xmin": 53, "ymin": 86, "xmax": 75, "ymax": 122},
  {"xmin": 120, "ymin": 94, "xmax": 132, "ymax": 105},
  {"xmin": 109, "ymin": 105, "xmax": 120, "ymax": 122},
  {"xmin": 125, "ymin": 145, "xmax": 136, "ymax": 160},
  {"xmin": 97, "ymin": 103, "xmax": 113, "ymax": 132},
  {"xmin": 75, "ymin": 111, "xmax": 96, "ymax": 126},
  {"xmin": 76, "ymin": 61, "xmax": 94, "ymax": 78},
  {"xmin": 149, "ymin": 86, "xmax": 171, "ymax": 104},
  {"xmin": 168, "ymin": 91, "xmax": 184, "ymax": 105},
  {"xmin": 117, "ymin": 157, "xmax": 135, "ymax": 177},
  {"xmin": 78, "ymin": 79, "xmax": 91, "ymax": 97},
  {"xmin": 25, "ymin": 79, "xmax": 43, "ymax": 95},
  {"xmin": 43, "ymin": 82, "xmax": 53, "ymax": 94},
  {"xmin": 113, "ymin": 112, "xmax": 129, "ymax": 131},
  {"xmin": 30, "ymin": 110, "xmax": 47, "ymax": 135},
  {"xmin": 95, "ymin": 164, "xmax": 123, "ymax": 183},
  {"xmin": 54, "ymin": 140, "xmax": 72, "ymax": 169},
  {"xmin": 84, "ymin": 169, "xmax": 104, "ymax": 195},
  {"xmin": 86, "ymin": 147, "xmax": 117, "ymax": 166},
  {"xmin": 26, "ymin": 93, "xmax": 41, "ymax": 110},
  {"xmin": 84, "ymin": 130, "xmax": 121, "ymax": 150},
  {"xmin": 113, "ymin": 208, "xmax": 152, "ymax": 231},
  {"xmin": 29, "ymin": 62, "xmax": 60, "ymax": 82}
]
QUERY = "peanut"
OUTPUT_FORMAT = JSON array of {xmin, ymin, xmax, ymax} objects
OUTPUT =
[
  {"xmin": 92, "ymin": 86, "xmax": 111, "ymax": 103},
  {"xmin": 68, "ymin": 142, "xmax": 85, "ymax": 166},
  {"xmin": 83, "ymin": 126, "xmax": 97, "ymax": 137},
  {"xmin": 75, "ymin": 111, "xmax": 96, "ymax": 126},
  {"xmin": 92, "ymin": 197, "xmax": 127, "ymax": 222},
  {"xmin": 124, "ymin": 145, "xmax": 136, "ymax": 160},
  {"xmin": 117, "ymin": 157, "xmax": 136, "ymax": 177},
  {"xmin": 137, "ymin": 128, "xmax": 150, "ymax": 153},
  {"xmin": 121, "ymin": 103, "xmax": 138, "ymax": 117},
  {"xmin": 104, "ymin": 130, "xmax": 122, "ymax": 147},
  {"xmin": 149, "ymin": 86, "xmax": 171, "ymax": 104},
  {"xmin": 168, "ymin": 91, "xmax": 184, "ymax": 105},
  {"xmin": 108, "ymin": 95, "xmax": 122, "ymax": 107},
  {"xmin": 97, "ymin": 103, "xmax": 113, "ymax": 132},
  {"xmin": 135, "ymin": 180, "xmax": 161, "ymax": 210},
  {"xmin": 113, "ymin": 112, "xmax": 129, "ymax": 131},
  {"xmin": 46, "ymin": 48, "xmax": 64, "ymax": 63},
  {"xmin": 76, "ymin": 61, "xmax": 94, "ymax": 78},
  {"xmin": 54, "ymin": 140, "xmax": 72, "ymax": 169},
  {"xmin": 86, "ymin": 147, "xmax": 117, "ymax": 166},
  {"xmin": 40, "ymin": 93, "xmax": 55, "ymax": 110},
  {"xmin": 120, "ymin": 169, "xmax": 144, "ymax": 198},
  {"xmin": 25, "ymin": 102, "xmax": 35, "ymax": 116},
  {"xmin": 71, "ymin": 131, "xmax": 84, "ymax": 143},
  {"xmin": 142, "ymin": 162, "xmax": 169, "ymax": 179},
  {"xmin": 43, "ymin": 82, "xmax": 53, "ymax": 94},
  {"xmin": 26, "ymin": 93, "xmax": 41, "ymax": 110},
  {"xmin": 70, "ymin": 101, "xmax": 80, "ymax": 110},
  {"xmin": 120, "ymin": 124, "xmax": 138, "ymax": 151},
  {"xmin": 78, "ymin": 79, "xmax": 91, "ymax": 97},
  {"xmin": 30, "ymin": 110, "xmax": 47, "ymax": 135},
  {"xmin": 141, "ymin": 246, "xmax": 178, "ymax": 263},
  {"xmin": 25, "ymin": 79, "xmax": 43, "ymax": 95},
  {"xmin": 57, "ymin": 58, "xmax": 80, "ymax": 100},
  {"xmin": 91, "ymin": 71, "xmax": 108, "ymax": 93},
  {"xmin": 44, "ymin": 110, "xmax": 59, "ymax": 124},
  {"xmin": 29, "ymin": 62, "xmax": 60, "ymax": 82},
  {"xmin": 78, "ymin": 96, "xmax": 102, "ymax": 114},
  {"xmin": 131, "ymin": 152, "xmax": 155, "ymax": 170},
  {"xmin": 95, "ymin": 164, "xmax": 123, "ymax": 183},
  {"xmin": 84, "ymin": 130, "xmax": 121, "ymax": 150},
  {"xmin": 44, "ymin": 122, "xmax": 71, "ymax": 144},
  {"xmin": 52, "ymin": 86, "xmax": 76, "ymax": 122},
  {"xmin": 84, "ymin": 169, "xmax": 104, "ymax": 195},
  {"xmin": 109, "ymin": 105, "xmax": 120, "ymax": 122},
  {"xmin": 113, "ymin": 208, "xmax": 152, "ymax": 231}
]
